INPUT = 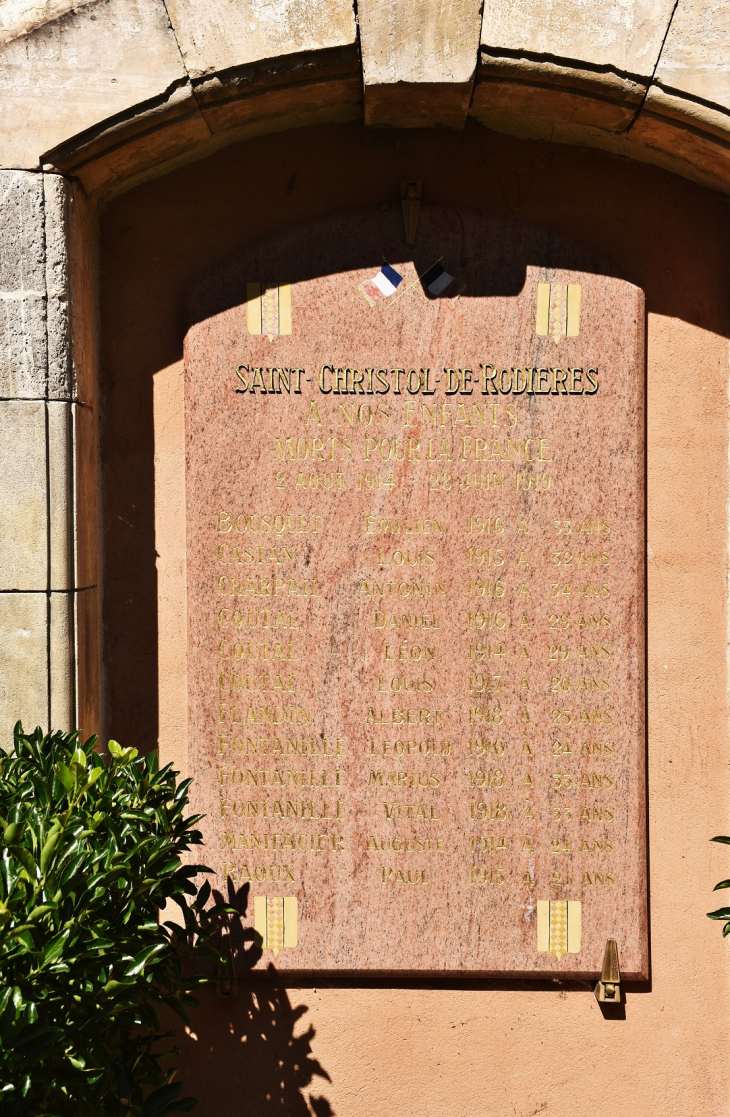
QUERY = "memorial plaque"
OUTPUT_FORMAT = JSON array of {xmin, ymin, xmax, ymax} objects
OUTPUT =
[{"xmin": 184, "ymin": 208, "xmax": 647, "ymax": 977}]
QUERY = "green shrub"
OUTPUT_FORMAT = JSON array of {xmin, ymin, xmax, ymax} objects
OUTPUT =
[
  {"xmin": 707, "ymin": 834, "xmax": 730, "ymax": 937},
  {"xmin": 0, "ymin": 724, "xmax": 227, "ymax": 1116}
]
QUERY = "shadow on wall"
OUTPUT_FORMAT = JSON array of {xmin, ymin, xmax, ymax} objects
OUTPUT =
[
  {"xmin": 178, "ymin": 882, "xmax": 335, "ymax": 1117},
  {"xmin": 101, "ymin": 123, "xmax": 730, "ymax": 758}
]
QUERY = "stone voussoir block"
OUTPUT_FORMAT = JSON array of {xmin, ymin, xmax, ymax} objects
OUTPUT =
[
  {"xmin": 654, "ymin": 0, "xmax": 730, "ymax": 111},
  {"xmin": 165, "ymin": 0, "xmax": 357, "ymax": 80},
  {"xmin": 480, "ymin": 0, "xmax": 677, "ymax": 78},
  {"xmin": 359, "ymin": 0, "xmax": 483, "ymax": 128},
  {"xmin": 0, "ymin": 0, "xmax": 189, "ymax": 171}
]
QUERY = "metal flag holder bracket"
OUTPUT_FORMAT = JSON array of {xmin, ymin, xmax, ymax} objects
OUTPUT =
[{"xmin": 594, "ymin": 938, "xmax": 621, "ymax": 1003}]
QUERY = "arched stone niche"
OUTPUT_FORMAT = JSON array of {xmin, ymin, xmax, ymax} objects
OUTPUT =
[{"xmin": 86, "ymin": 120, "xmax": 729, "ymax": 1111}]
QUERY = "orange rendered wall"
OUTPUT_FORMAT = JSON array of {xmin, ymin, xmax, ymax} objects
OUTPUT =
[{"xmin": 100, "ymin": 120, "xmax": 730, "ymax": 1115}]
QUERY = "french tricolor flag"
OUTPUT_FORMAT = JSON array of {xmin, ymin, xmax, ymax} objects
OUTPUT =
[
  {"xmin": 361, "ymin": 263, "xmax": 404, "ymax": 303},
  {"xmin": 422, "ymin": 261, "xmax": 464, "ymax": 299}
]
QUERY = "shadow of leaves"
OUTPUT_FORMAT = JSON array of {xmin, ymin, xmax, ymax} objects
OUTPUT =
[{"xmin": 180, "ymin": 878, "xmax": 333, "ymax": 1116}]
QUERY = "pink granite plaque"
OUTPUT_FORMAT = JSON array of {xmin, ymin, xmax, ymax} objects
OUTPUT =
[{"xmin": 184, "ymin": 207, "xmax": 647, "ymax": 977}]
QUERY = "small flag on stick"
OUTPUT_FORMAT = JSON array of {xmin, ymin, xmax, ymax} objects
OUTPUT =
[
  {"xmin": 421, "ymin": 261, "xmax": 464, "ymax": 300},
  {"xmin": 359, "ymin": 264, "xmax": 404, "ymax": 307}
]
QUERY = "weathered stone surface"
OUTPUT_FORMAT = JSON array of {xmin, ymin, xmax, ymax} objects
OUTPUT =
[
  {"xmin": 0, "ymin": 170, "xmax": 47, "ymax": 397},
  {"xmin": 481, "ymin": 0, "xmax": 676, "ymax": 77},
  {"xmin": 46, "ymin": 49, "xmax": 361, "ymax": 196},
  {"xmin": 0, "ymin": 0, "xmax": 187, "ymax": 169},
  {"xmin": 0, "ymin": 166, "xmax": 81, "ymax": 737},
  {"xmin": 0, "ymin": 170, "xmax": 44, "ymax": 290},
  {"xmin": 0, "ymin": 172, "xmax": 74, "ymax": 400},
  {"xmin": 0, "ymin": 0, "xmax": 724, "ymax": 200},
  {"xmin": 48, "ymin": 401, "xmax": 72, "ymax": 591},
  {"xmin": 0, "ymin": 293, "xmax": 47, "ymax": 398},
  {"xmin": 363, "ymin": 81, "xmax": 474, "ymax": 129},
  {"xmin": 184, "ymin": 207, "xmax": 647, "ymax": 978},
  {"xmin": 42, "ymin": 81, "xmax": 209, "ymax": 199},
  {"xmin": 43, "ymin": 174, "xmax": 72, "ymax": 399},
  {"xmin": 0, "ymin": 592, "xmax": 47, "ymax": 733},
  {"xmin": 360, "ymin": 0, "xmax": 482, "ymax": 126},
  {"xmin": 0, "ymin": 401, "xmax": 47, "ymax": 591},
  {"xmin": 165, "ymin": 0, "xmax": 356, "ymax": 80},
  {"xmin": 471, "ymin": 56, "xmax": 645, "ymax": 140},
  {"xmin": 0, "ymin": 0, "xmax": 95, "ymax": 48},
  {"xmin": 49, "ymin": 589, "xmax": 73, "ymax": 729},
  {"xmin": 654, "ymin": 0, "xmax": 730, "ymax": 109},
  {"xmin": 191, "ymin": 46, "xmax": 361, "ymax": 139},
  {"xmin": 629, "ymin": 84, "xmax": 730, "ymax": 194},
  {"xmin": 361, "ymin": 0, "xmax": 482, "ymax": 84}
]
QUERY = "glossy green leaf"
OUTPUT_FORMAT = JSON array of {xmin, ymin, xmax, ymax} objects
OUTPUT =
[
  {"xmin": 42, "ymin": 928, "xmax": 70, "ymax": 964},
  {"xmin": 3, "ymin": 822, "xmax": 22, "ymax": 845},
  {"xmin": 82, "ymin": 767, "xmax": 103, "ymax": 792},
  {"xmin": 27, "ymin": 904, "xmax": 56, "ymax": 921},
  {"xmin": 12, "ymin": 847, "xmax": 38, "ymax": 878},
  {"xmin": 0, "ymin": 722, "xmax": 222, "ymax": 1114},
  {"xmin": 123, "ymin": 943, "xmax": 166, "ymax": 977},
  {"xmin": 56, "ymin": 762, "xmax": 74, "ymax": 794},
  {"xmin": 40, "ymin": 822, "xmax": 63, "ymax": 874}
]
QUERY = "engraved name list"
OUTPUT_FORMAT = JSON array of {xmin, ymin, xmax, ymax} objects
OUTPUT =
[{"xmin": 184, "ymin": 209, "xmax": 646, "ymax": 977}]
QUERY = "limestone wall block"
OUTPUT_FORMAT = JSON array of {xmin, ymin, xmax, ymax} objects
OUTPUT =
[
  {"xmin": 654, "ymin": 0, "xmax": 730, "ymax": 110},
  {"xmin": 47, "ymin": 401, "xmax": 72, "ymax": 592},
  {"xmin": 43, "ymin": 174, "xmax": 72, "ymax": 399},
  {"xmin": 0, "ymin": 171, "xmax": 47, "ymax": 397},
  {"xmin": 0, "ymin": 292, "xmax": 47, "ymax": 399},
  {"xmin": 0, "ymin": 592, "xmax": 48, "ymax": 735},
  {"xmin": 0, "ymin": 170, "xmax": 44, "ymax": 290},
  {"xmin": 49, "ymin": 589, "xmax": 73, "ymax": 728},
  {"xmin": 165, "ymin": 0, "xmax": 357, "ymax": 79},
  {"xmin": 0, "ymin": 401, "xmax": 48, "ymax": 591},
  {"xmin": 0, "ymin": 171, "xmax": 78, "ymax": 399},
  {"xmin": 0, "ymin": 0, "xmax": 188, "ymax": 169},
  {"xmin": 481, "ymin": 0, "xmax": 677, "ymax": 77}
]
